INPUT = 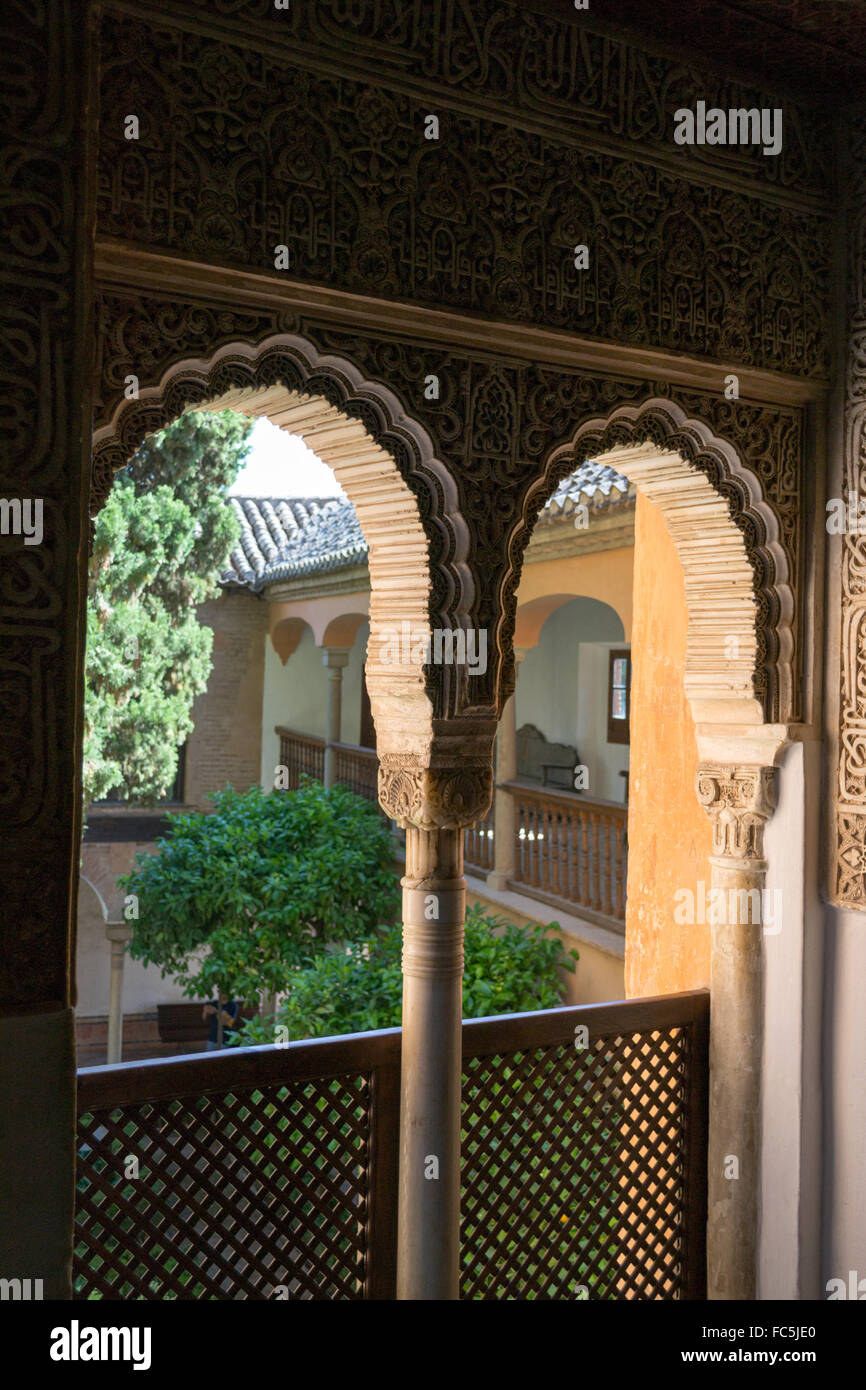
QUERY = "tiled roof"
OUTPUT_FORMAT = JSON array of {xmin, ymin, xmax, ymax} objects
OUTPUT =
[
  {"xmin": 223, "ymin": 496, "xmax": 366, "ymax": 590},
  {"xmin": 223, "ymin": 462, "xmax": 633, "ymax": 590},
  {"xmin": 539, "ymin": 460, "xmax": 634, "ymax": 523}
]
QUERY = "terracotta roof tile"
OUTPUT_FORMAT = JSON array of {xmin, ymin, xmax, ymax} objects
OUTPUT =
[{"xmin": 223, "ymin": 462, "xmax": 632, "ymax": 590}]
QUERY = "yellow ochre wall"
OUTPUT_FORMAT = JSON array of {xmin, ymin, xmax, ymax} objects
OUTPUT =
[{"xmin": 625, "ymin": 492, "xmax": 712, "ymax": 998}]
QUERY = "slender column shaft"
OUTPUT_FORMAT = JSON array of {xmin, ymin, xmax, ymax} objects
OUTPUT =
[
  {"xmin": 322, "ymin": 648, "xmax": 349, "ymax": 788},
  {"xmin": 707, "ymin": 858, "xmax": 764, "ymax": 1299},
  {"xmin": 106, "ymin": 925, "xmax": 132, "ymax": 1065},
  {"xmin": 397, "ymin": 826, "xmax": 465, "ymax": 1300},
  {"xmin": 697, "ymin": 763, "xmax": 776, "ymax": 1301},
  {"xmin": 487, "ymin": 648, "xmax": 525, "ymax": 891}
]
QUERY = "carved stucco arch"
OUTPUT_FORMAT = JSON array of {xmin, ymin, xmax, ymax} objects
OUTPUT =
[
  {"xmin": 91, "ymin": 331, "xmax": 495, "ymax": 825},
  {"xmin": 506, "ymin": 399, "xmax": 795, "ymax": 1300},
  {"xmin": 509, "ymin": 398, "xmax": 796, "ymax": 733}
]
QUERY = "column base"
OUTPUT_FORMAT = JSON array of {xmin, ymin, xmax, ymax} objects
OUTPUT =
[{"xmin": 485, "ymin": 870, "xmax": 514, "ymax": 892}]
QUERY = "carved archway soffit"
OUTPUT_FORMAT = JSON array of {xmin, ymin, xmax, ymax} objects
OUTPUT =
[
  {"xmin": 517, "ymin": 400, "xmax": 795, "ymax": 727},
  {"xmin": 91, "ymin": 331, "xmax": 503, "ymax": 829},
  {"xmin": 92, "ymin": 331, "xmax": 470, "ymax": 615}
]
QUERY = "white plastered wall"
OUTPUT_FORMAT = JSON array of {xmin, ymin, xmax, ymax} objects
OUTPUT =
[
  {"xmin": 260, "ymin": 620, "xmax": 371, "ymax": 788},
  {"xmin": 515, "ymin": 597, "xmax": 628, "ymax": 801},
  {"xmin": 76, "ymin": 877, "xmax": 191, "ymax": 1016}
]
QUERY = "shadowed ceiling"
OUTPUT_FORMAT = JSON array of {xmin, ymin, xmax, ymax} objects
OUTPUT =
[{"xmin": 527, "ymin": 0, "xmax": 866, "ymax": 96}]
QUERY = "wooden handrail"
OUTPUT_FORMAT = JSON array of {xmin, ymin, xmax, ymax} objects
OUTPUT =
[
  {"xmin": 77, "ymin": 992, "xmax": 707, "ymax": 1105},
  {"xmin": 501, "ymin": 778, "xmax": 628, "ymax": 816},
  {"xmin": 275, "ymin": 726, "xmax": 325, "ymax": 747},
  {"xmin": 332, "ymin": 740, "xmax": 376, "ymax": 758}
]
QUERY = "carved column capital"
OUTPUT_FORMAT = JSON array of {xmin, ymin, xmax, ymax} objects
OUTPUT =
[
  {"xmin": 378, "ymin": 755, "xmax": 493, "ymax": 831},
  {"xmin": 695, "ymin": 763, "xmax": 777, "ymax": 865}
]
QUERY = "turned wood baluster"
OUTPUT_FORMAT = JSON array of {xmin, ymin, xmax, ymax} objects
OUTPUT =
[
  {"xmin": 600, "ymin": 814, "xmax": 610, "ymax": 914},
  {"xmin": 567, "ymin": 807, "xmax": 578, "ymax": 902},
  {"xmin": 578, "ymin": 806, "xmax": 591, "ymax": 908},
  {"xmin": 612, "ymin": 820, "xmax": 625, "ymax": 919},
  {"xmin": 589, "ymin": 814, "xmax": 602, "ymax": 913}
]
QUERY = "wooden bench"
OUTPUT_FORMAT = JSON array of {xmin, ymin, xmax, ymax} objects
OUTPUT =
[{"xmin": 516, "ymin": 723, "xmax": 578, "ymax": 790}]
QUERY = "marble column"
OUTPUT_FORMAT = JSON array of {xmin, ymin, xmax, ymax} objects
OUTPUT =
[
  {"xmin": 397, "ymin": 825, "xmax": 465, "ymax": 1300},
  {"xmin": 322, "ymin": 647, "xmax": 350, "ymax": 788},
  {"xmin": 696, "ymin": 763, "xmax": 777, "ymax": 1300},
  {"xmin": 105, "ymin": 924, "xmax": 133, "ymax": 1065},
  {"xmin": 486, "ymin": 648, "xmax": 526, "ymax": 892}
]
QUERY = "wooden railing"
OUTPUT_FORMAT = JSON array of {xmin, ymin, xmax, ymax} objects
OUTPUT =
[
  {"xmin": 464, "ymin": 809, "xmax": 495, "ymax": 874},
  {"xmin": 506, "ymin": 781, "xmax": 627, "ymax": 925},
  {"xmin": 275, "ymin": 731, "xmax": 627, "ymax": 927},
  {"xmin": 277, "ymin": 727, "xmax": 324, "ymax": 788},
  {"xmin": 74, "ymin": 991, "xmax": 709, "ymax": 1301},
  {"xmin": 333, "ymin": 741, "xmax": 378, "ymax": 805},
  {"xmin": 276, "ymin": 727, "xmax": 383, "ymax": 818}
]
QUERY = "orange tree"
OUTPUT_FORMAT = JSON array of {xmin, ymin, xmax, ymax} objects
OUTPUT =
[{"xmin": 120, "ymin": 780, "xmax": 400, "ymax": 1008}]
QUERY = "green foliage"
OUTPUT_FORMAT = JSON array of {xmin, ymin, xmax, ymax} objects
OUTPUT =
[
  {"xmin": 121, "ymin": 781, "xmax": 401, "ymax": 1005},
  {"xmin": 123, "ymin": 412, "xmax": 251, "ymax": 615},
  {"xmin": 83, "ymin": 411, "xmax": 252, "ymax": 806},
  {"xmin": 233, "ymin": 905, "xmax": 578, "ymax": 1044}
]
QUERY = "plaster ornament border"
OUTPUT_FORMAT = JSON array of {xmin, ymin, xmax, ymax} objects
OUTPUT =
[
  {"xmin": 525, "ymin": 399, "xmax": 795, "ymax": 727},
  {"xmin": 832, "ymin": 110, "xmax": 866, "ymax": 909}
]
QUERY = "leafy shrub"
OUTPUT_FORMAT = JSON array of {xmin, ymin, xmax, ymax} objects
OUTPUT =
[
  {"xmin": 121, "ymin": 780, "xmax": 401, "ymax": 1004},
  {"xmin": 233, "ymin": 905, "xmax": 578, "ymax": 1044}
]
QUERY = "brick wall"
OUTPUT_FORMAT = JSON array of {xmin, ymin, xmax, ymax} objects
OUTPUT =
[{"xmin": 184, "ymin": 590, "xmax": 268, "ymax": 811}]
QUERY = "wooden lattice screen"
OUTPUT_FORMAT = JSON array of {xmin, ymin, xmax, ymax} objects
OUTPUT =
[
  {"xmin": 74, "ymin": 993, "xmax": 707, "ymax": 1300},
  {"xmin": 459, "ymin": 996, "xmax": 708, "ymax": 1300}
]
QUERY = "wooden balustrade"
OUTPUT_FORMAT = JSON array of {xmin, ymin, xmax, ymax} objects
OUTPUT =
[
  {"xmin": 276, "ymin": 735, "xmax": 626, "ymax": 926},
  {"xmin": 276, "ymin": 727, "xmax": 382, "ymax": 812},
  {"xmin": 503, "ymin": 780, "xmax": 628, "ymax": 927},
  {"xmin": 333, "ymin": 741, "xmax": 379, "ymax": 805},
  {"xmin": 276, "ymin": 727, "xmax": 325, "ymax": 788},
  {"xmin": 464, "ymin": 809, "xmax": 495, "ymax": 874}
]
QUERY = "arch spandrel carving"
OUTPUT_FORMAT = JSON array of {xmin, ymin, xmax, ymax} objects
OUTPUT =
[{"xmin": 92, "ymin": 303, "xmax": 808, "ymax": 823}]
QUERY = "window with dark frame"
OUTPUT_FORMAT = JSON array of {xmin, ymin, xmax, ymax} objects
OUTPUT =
[{"xmin": 607, "ymin": 648, "xmax": 631, "ymax": 745}]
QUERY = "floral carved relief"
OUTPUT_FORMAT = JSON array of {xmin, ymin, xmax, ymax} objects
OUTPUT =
[
  {"xmin": 96, "ymin": 9, "xmax": 833, "ymax": 381},
  {"xmin": 834, "ymin": 110, "xmax": 866, "ymax": 907}
]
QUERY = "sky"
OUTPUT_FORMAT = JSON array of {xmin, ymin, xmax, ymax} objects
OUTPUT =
[{"xmin": 228, "ymin": 418, "xmax": 346, "ymax": 499}]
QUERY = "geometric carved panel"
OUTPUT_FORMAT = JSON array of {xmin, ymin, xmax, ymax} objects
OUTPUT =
[{"xmin": 96, "ymin": 6, "xmax": 833, "ymax": 381}]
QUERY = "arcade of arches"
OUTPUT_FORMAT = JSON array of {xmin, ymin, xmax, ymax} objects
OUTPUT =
[{"xmin": 3, "ymin": 0, "xmax": 865, "ymax": 1304}]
